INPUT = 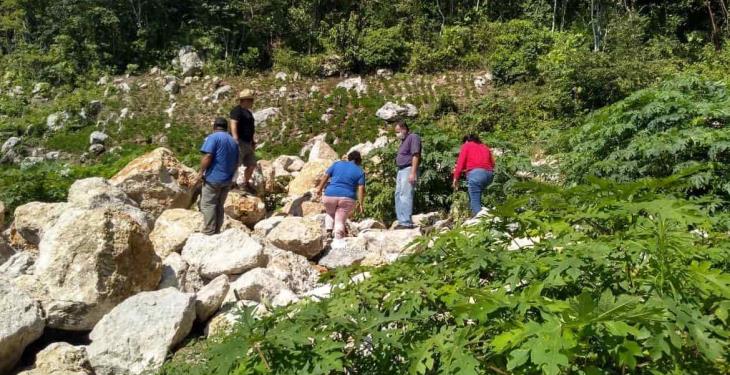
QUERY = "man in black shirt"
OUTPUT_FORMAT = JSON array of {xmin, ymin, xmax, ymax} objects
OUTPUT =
[{"xmin": 230, "ymin": 89, "xmax": 257, "ymax": 194}]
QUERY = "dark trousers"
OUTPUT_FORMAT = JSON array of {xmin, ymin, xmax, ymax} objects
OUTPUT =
[{"xmin": 200, "ymin": 181, "xmax": 230, "ymax": 235}]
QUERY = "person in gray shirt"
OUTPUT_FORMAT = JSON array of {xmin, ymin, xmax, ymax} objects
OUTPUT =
[{"xmin": 393, "ymin": 121, "xmax": 421, "ymax": 229}]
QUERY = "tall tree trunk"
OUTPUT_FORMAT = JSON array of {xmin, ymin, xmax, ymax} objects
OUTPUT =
[
  {"xmin": 552, "ymin": 0, "xmax": 558, "ymax": 31},
  {"xmin": 707, "ymin": 0, "xmax": 722, "ymax": 50}
]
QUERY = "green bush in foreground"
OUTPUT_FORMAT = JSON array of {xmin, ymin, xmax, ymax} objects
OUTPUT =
[{"xmin": 161, "ymin": 175, "xmax": 730, "ymax": 375}]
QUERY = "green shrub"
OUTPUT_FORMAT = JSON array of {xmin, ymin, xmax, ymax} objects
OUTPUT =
[
  {"xmin": 560, "ymin": 76, "xmax": 730, "ymax": 202},
  {"xmin": 407, "ymin": 26, "xmax": 474, "ymax": 73},
  {"xmin": 356, "ymin": 26, "xmax": 408, "ymax": 71},
  {"xmin": 272, "ymin": 48, "xmax": 322, "ymax": 76}
]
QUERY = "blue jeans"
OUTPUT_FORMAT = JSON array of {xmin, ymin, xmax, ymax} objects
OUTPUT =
[
  {"xmin": 395, "ymin": 166, "xmax": 416, "ymax": 226},
  {"xmin": 466, "ymin": 168, "xmax": 494, "ymax": 215}
]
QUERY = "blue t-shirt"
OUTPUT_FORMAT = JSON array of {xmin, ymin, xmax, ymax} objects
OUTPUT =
[
  {"xmin": 324, "ymin": 161, "xmax": 366, "ymax": 199},
  {"xmin": 200, "ymin": 131, "xmax": 239, "ymax": 184}
]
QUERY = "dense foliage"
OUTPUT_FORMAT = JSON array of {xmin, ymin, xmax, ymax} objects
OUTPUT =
[
  {"xmin": 560, "ymin": 76, "xmax": 730, "ymax": 202},
  {"xmin": 162, "ymin": 175, "xmax": 730, "ymax": 374}
]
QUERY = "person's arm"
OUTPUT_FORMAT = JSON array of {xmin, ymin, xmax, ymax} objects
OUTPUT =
[
  {"xmin": 230, "ymin": 119, "xmax": 240, "ymax": 144},
  {"xmin": 452, "ymin": 145, "xmax": 467, "ymax": 189},
  {"xmin": 315, "ymin": 175, "xmax": 330, "ymax": 198},
  {"xmin": 197, "ymin": 153, "xmax": 213, "ymax": 184},
  {"xmin": 408, "ymin": 135, "xmax": 422, "ymax": 185}
]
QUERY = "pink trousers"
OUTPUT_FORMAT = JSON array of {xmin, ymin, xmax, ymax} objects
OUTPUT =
[{"xmin": 322, "ymin": 196, "xmax": 356, "ymax": 239}]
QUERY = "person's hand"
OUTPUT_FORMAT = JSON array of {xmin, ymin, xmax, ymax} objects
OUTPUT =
[
  {"xmin": 408, "ymin": 173, "xmax": 417, "ymax": 185},
  {"xmin": 357, "ymin": 202, "xmax": 364, "ymax": 215},
  {"xmin": 452, "ymin": 179, "xmax": 460, "ymax": 191}
]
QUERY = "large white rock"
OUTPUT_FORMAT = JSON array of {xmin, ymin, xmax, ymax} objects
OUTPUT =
[
  {"xmin": 318, "ymin": 237, "xmax": 369, "ymax": 268},
  {"xmin": 87, "ymin": 288, "xmax": 196, "ymax": 375},
  {"xmin": 177, "ymin": 46, "xmax": 203, "ymax": 77},
  {"xmin": 266, "ymin": 217, "xmax": 325, "ymax": 258},
  {"xmin": 0, "ymin": 251, "xmax": 35, "ymax": 279},
  {"xmin": 264, "ymin": 245, "xmax": 321, "ymax": 294},
  {"xmin": 24, "ymin": 207, "xmax": 162, "ymax": 330},
  {"xmin": 205, "ymin": 300, "xmax": 266, "ymax": 337},
  {"xmin": 195, "ymin": 275, "xmax": 230, "ymax": 321},
  {"xmin": 253, "ymin": 216, "xmax": 284, "ymax": 237},
  {"xmin": 336, "ymin": 77, "xmax": 367, "ymax": 95},
  {"xmin": 375, "ymin": 102, "xmax": 419, "ymax": 121},
  {"xmin": 46, "ymin": 111, "xmax": 70, "ymax": 132},
  {"xmin": 17, "ymin": 342, "xmax": 93, "ymax": 375},
  {"xmin": 287, "ymin": 159, "xmax": 332, "ymax": 196},
  {"xmin": 253, "ymin": 107, "xmax": 280, "ymax": 126},
  {"xmin": 9, "ymin": 202, "xmax": 67, "ymax": 250},
  {"xmin": 0, "ymin": 280, "xmax": 45, "ymax": 374},
  {"xmin": 307, "ymin": 140, "xmax": 338, "ymax": 162},
  {"xmin": 223, "ymin": 191, "xmax": 266, "ymax": 226},
  {"xmin": 225, "ymin": 268, "xmax": 297, "ymax": 306},
  {"xmin": 158, "ymin": 252, "xmax": 204, "ymax": 293},
  {"xmin": 359, "ymin": 229, "xmax": 421, "ymax": 266},
  {"xmin": 149, "ymin": 209, "xmax": 203, "ymax": 258},
  {"xmin": 182, "ymin": 229, "xmax": 265, "ymax": 279},
  {"xmin": 67, "ymin": 177, "xmax": 152, "ymax": 232},
  {"xmin": 110, "ymin": 148, "xmax": 197, "ymax": 218},
  {"xmin": 346, "ymin": 136, "xmax": 388, "ymax": 157}
]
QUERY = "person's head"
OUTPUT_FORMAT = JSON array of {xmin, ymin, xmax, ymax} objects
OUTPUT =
[
  {"xmin": 213, "ymin": 117, "xmax": 228, "ymax": 131},
  {"xmin": 347, "ymin": 150, "xmax": 362, "ymax": 166},
  {"xmin": 394, "ymin": 121, "xmax": 409, "ymax": 140},
  {"xmin": 238, "ymin": 89, "xmax": 255, "ymax": 109},
  {"xmin": 463, "ymin": 134, "xmax": 481, "ymax": 144}
]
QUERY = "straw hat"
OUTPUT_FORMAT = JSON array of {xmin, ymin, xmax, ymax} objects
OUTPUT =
[{"xmin": 238, "ymin": 89, "xmax": 255, "ymax": 100}]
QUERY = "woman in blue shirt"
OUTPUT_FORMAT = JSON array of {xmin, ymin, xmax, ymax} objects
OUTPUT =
[{"xmin": 315, "ymin": 151, "xmax": 366, "ymax": 239}]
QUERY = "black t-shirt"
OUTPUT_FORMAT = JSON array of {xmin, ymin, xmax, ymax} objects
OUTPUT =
[{"xmin": 229, "ymin": 106, "xmax": 255, "ymax": 143}]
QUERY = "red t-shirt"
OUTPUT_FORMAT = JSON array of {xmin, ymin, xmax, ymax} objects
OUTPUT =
[{"xmin": 453, "ymin": 141, "xmax": 494, "ymax": 180}]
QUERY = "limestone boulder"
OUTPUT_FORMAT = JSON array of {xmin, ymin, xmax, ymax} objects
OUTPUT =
[
  {"xmin": 177, "ymin": 46, "xmax": 203, "ymax": 77},
  {"xmin": 158, "ymin": 252, "xmax": 204, "ymax": 293},
  {"xmin": 266, "ymin": 217, "xmax": 325, "ymax": 258},
  {"xmin": 307, "ymin": 140, "xmax": 338, "ymax": 162},
  {"xmin": 287, "ymin": 159, "xmax": 332, "ymax": 196},
  {"xmin": 0, "ymin": 251, "xmax": 35, "ymax": 279},
  {"xmin": 253, "ymin": 216, "xmax": 284, "ymax": 237},
  {"xmin": 181, "ymin": 229, "xmax": 265, "ymax": 279},
  {"xmin": 87, "ymin": 288, "xmax": 195, "ymax": 375},
  {"xmin": 110, "ymin": 148, "xmax": 197, "ymax": 217},
  {"xmin": 223, "ymin": 191, "xmax": 266, "ymax": 226},
  {"xmin": 9, "ymin": 202, "xmax": 67, "ymax": 250},
  {"xmin": 302, "ymin": 201, "xmax": 326, "ymax": 217},
  {"xmin": 206, "ymin": 300, "xmax": 266, "ymax": 337},
  {"xmin": 150, "ymin": 209, "xmax": 203, "ymax": 258},
  {"xmin": 225, "ymin": 268, "xmax": 298, "ymax": 306},
  {"xmin": 336, "ymin": 77, "xmax": 367, "ymax": 95},
  {"xmin": 195, "ymin": 275, "xmax": 230, "ymax": 321},
  {"xmin": 0, "ymin": 280, "xmax": 45, "ymax": 374},
  {"xmin": 375, "ymin": 102, "xmax": 418, "ymax": 121},
  {"xmin": 318, "ymin": 237, "xmax": 369, "ymax": 269},
  {"xmin": 26, "ymin": 207, "xmax": 162, "ymax": 330},
  {"xmin": 264, "ymin": 245, "xmax": 321, "ymax": 294},
  {"xmin": 17, "ymin": 342, "xmax": 93, "ymax": 375},
  {"xmin": 67, "ymin": 177, "xmax": 153, "ymax": 232},
  {"xmin": 359, "ymin": 228, "xmax": 421, "ymax": 266}
]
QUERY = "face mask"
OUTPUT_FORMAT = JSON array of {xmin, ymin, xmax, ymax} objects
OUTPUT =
[{"xmin": 396, "ymin": 131, "xmax": 407, "ymax": 140}]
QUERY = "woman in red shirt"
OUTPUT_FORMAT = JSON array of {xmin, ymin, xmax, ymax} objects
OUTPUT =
[{"xmin": 452, "ymin": 134, "xmax": 495, "ymax": 216}]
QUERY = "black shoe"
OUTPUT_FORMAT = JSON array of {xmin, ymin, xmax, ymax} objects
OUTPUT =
[{"xmin": 393, "ymin": 223, "xmax": 415, "ymax": 230}]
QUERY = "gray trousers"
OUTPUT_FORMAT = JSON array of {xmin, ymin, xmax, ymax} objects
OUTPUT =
[{"xmin": 200, "ymin": 181, "xmax": 230, "ymax": 235}]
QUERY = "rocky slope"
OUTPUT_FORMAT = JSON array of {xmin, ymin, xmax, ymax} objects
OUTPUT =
[{"xmin": 0, "ymin": 141, "xmax": 445, "ymax": 375}]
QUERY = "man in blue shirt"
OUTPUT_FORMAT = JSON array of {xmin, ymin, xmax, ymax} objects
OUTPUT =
[{"xmin": 197, "ymin": 117, "xmax": 239, "ymax": 235}]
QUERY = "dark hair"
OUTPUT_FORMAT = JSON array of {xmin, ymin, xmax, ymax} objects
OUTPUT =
[
  {"xmin": 394, "ymin": 120, "xmax": 409, "ymax": 131},
  {"xmin": 463, "ymin": 134, "xmax": 481, "ymax": 144},
  {"xmin": 347, "ymin": 151, "xmax": 362, "ymax": 165},
  {"xmin": 213, "ymin": 117, "xmax": 228, "ymax": 130}
]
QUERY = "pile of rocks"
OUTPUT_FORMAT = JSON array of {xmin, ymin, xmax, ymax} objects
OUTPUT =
[{"xmin": 0, "ymin": 145, "xmax": 429, "ymax": 375}]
